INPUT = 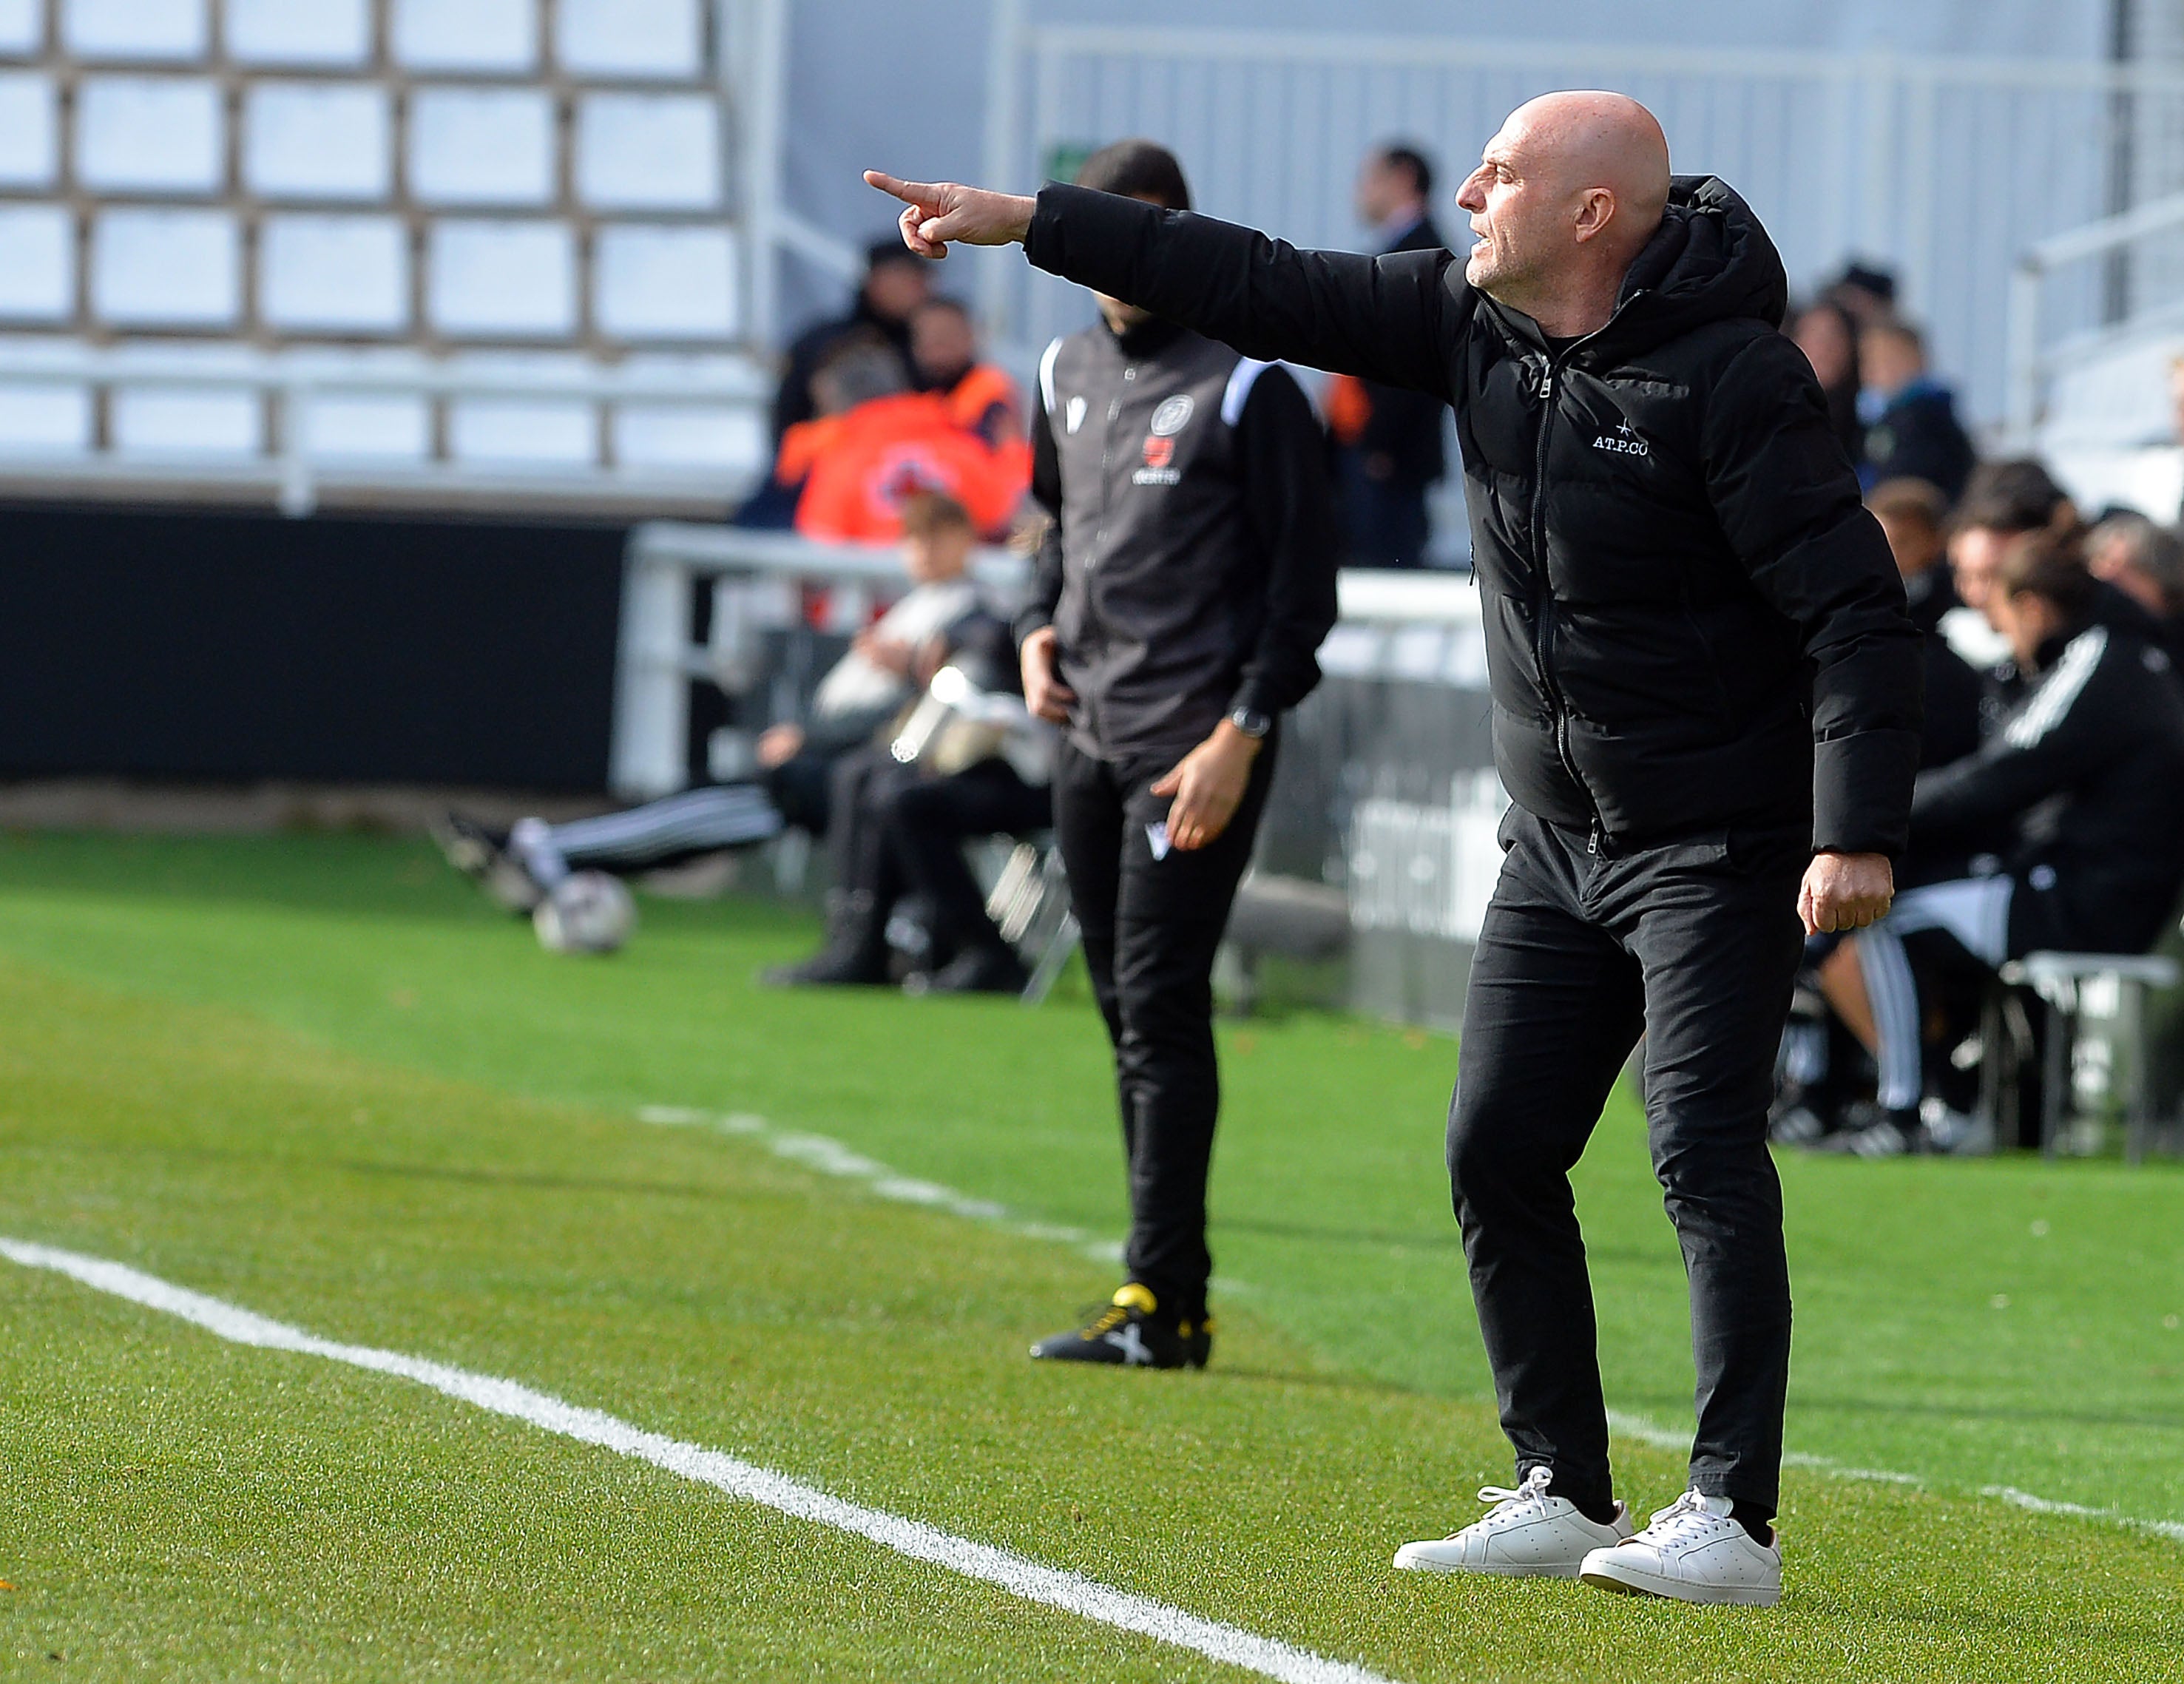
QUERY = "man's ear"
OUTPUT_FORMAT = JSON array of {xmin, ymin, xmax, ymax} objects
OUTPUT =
[{"xmin": 1571, "ymin": 188, "xmax": 1617, "ymax": 246}]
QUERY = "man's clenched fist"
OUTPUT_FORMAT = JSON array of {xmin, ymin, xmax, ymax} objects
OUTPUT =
[{"xmin": 1799, "ymin": 850, "xmax": 1894, "ymax": 937}]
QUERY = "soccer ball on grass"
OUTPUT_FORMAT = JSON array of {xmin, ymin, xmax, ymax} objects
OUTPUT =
[{"xmin": 533, "ymin": 871, "xmax": 636, "ymax": 955}]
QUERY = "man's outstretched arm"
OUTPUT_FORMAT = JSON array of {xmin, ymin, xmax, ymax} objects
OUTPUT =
[{"xmin": 865, "ymin": 170, "xmax": 1459, "ymax": 399}]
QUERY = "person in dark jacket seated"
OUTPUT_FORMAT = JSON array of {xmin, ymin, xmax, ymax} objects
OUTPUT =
[
  {"xmin": 1771, "ymin": 479, "xmax": 1991, "ymax": 1146},
  {"xmin": 436, "ymin": 493, "xmax": 992, "ymax": 909},
  {"xmin": 1811, "ymin": 534, "xmax": 2184, "ymax": 1154},
  {"xmin": 1868, "ymin": 478, "xmax": 1983, "ymax": 775},
  {"xmin": 1857, "ymin": 317, "xmax": 1974, "ymax": 501},
  {"xmin": 762, "ymin": 611, "xmax": 1053, "ymax": 995}
]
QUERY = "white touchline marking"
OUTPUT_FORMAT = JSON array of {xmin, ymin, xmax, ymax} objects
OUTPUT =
[
  {"xmin": 0, "ymin": 1237, "xmax": 1394, "ymax": 1684},
  {"xmin": 635, "ymin": 1105, "xmax": 1129, "ymax": 1268},
  {"xmin": 1982, "ymin": 1485, "xmax": 2184, "ymax": 1543},
  {"xmin": 635, "ymin": 1109, "xmax": 2180, "ymax": 1549},
  {"xmin": 1607, "ymin": 1409, "xmax": 2184, "ymax": 1543}
]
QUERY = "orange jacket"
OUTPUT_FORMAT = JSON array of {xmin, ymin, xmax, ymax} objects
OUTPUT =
[{"xmin": 784, "ymin": 391, "xmax": 1028, "ymax": 543}]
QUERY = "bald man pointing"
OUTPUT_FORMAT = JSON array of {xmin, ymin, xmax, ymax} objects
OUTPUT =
[{"xmin": 869, "ymin": 91, "xmax": 1920, "ymax": 1606}]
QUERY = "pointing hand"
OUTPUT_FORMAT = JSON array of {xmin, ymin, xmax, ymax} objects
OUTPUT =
[{"xmin": 863, "ymin": 170, "xmax": 1036, "ymax": 259}]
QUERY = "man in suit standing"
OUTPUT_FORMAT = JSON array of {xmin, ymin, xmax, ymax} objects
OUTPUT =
[{"xmin": 1325, "ymin": 143, "xmax": 1449, "ymax": 568}]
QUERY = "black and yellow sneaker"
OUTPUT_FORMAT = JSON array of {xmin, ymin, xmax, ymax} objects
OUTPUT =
[{"xmin": 1028, "ymin": 1284, "xmax": 1211, "ymax": 1370}]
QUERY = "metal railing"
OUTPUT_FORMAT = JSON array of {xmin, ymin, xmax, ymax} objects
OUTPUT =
[
  {"xmin": 2006, "ymin": 190, "xmax": 2184, "ymax": 447},
  {"xmin": 0, "ymin": 341, "xmax": 773, "ymax": 516},
  {"xmin": 612, "ymin": 521, "xmax": 1485, "ymax": 798}
]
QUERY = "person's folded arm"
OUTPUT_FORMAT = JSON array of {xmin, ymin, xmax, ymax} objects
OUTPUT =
[
  {"xmin": 1026, "ymin": 183, "xmax": 1461, "ymax": 402},
  {"xmin": 1701, "ymin": 331, "xmax": 1924, "ymax": 856}
]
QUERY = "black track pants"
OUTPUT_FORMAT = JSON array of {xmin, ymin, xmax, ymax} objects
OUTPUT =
[
  {"xmin": 1449, "ymin": 807, "xmax": 1807, "ymax": 1520},
  {"xmin": 1052, "ymin": 735, "xmax": 1275, "ymax": 1316},
  {"xmin": 881, "ymin": 760, "xmax": 1053, "ymax": 953}
]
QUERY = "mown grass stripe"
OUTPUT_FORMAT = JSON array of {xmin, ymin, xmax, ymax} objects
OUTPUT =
[{"xmin": 0, "ymin": 1237, "xmax": 1400, "ymax": 1684}]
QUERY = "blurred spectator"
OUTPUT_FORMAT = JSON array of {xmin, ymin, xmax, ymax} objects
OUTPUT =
[
  {"xmin": 1867, "ymin": 478, "xmax": 1982, "ymax": 772},
  {"xmin": 436, "ymin": 493, "xmax": 998, "ymax": 908},
  {"xmin": 777, "ymin": 337, "xmax": 1029, "ymax": 542},
  {"xmin": 909, "ymin": 295, "xmax": 1032, "ymax": 486},
  {"xmin": 1947, "ymin": 459, "xmax": 2075, "ymax": 620},
  {"xmin": 1324, "ymin": 142, "xmax": 1447, "ymax": 568},
  {"xmin": 1789, "ymin": 300, "xmax": 1864, "ymax": 467},
  {"xmin": 1825, "ymin": 260, "xmax": 1897, "ymax": 324},
  {"xmin": 769, "ymin": 239, "xmax": 930, "ymax": 445},
  {"xmin": 1811, "ymin": 532, "xmax": 2184, "ymax": 1155},
  {"xmin": 763, "ymin": 612, "xmax": 1052, "ymax": 996},
  {"xmin": 1858, "ymin": 318, "xmax": 1974, "ymax": 499},
  {"xmin": 2086, "ymin": 511, "xmax": 2184, "ymax": 655}
]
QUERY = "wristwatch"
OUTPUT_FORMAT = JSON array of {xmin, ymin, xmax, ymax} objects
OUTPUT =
[{"xmin": 1227, "ymin": 705, "xmax": 1273, "ymax": 740}]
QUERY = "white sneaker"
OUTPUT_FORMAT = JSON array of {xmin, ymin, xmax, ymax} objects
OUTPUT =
[
  {"xmin": 1393, "ymin": 1465, "xmax": 1634, "ymax": 1578},
  {"xmin": 1579, "ymin": 1489, "xmax": 1781, "ymax": 1606}
]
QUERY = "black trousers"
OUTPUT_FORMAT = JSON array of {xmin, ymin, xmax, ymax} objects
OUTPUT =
[
  {"xmin": 1052, "ymin": 734, "xmax": 1276, "ymax": 1317},
  {"xmin": 826, "ymin": 745, "xmax": 1047, "ymax": 940},
  {"xmin": 882, "ymin": 760, "xmax": 1052, "ymax": 953},
  {"xmin": 1449, "ymin": 807, "xmax": 1807, "ymax": 1520}
]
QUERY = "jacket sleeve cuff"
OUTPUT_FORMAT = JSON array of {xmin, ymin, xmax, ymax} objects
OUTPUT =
[
  {"xmin": 1811, "ymin": 729, "xmax": 1922, "ymax": 856},
  {"xmin": 1012, "ymin": 608, "xmax": 1052, "ymax": 649},
  {"xmin": 1025, "ymin": 183, "xmax": 1149, "ymax": 290}
]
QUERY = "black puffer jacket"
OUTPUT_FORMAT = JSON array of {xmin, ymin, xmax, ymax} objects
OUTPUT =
[{"xmin": 1027, "ymin": 178, "xmax": 1923, "ymax": 854}]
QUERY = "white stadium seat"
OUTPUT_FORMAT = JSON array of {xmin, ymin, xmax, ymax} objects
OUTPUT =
[
  {"xmin": 408, "ymin": 87, "xmax": 557, "ymax": 208},
  {"xmin": 77, "ymin": 76, "xmax": 223, "ymax": 195},
  {"xmin": 260, "ymin": 215, "xmax": 410, "ymax": 335},
  {"xmin": 243, "ymin": 84, "xmax": 391, "ymax": 201},
  {"xmin": 429, "ymin": 220, "xmax": 575, "ymax": 338},
  {"xmin": 224, "ymin": 0, "xmax": 370, "ymax": 67},
  {"xmin": 0, "ymin": 71, "xmax": 54, "ymax": 186},
  {"xmin": 574, "ymin": 92, "xmax": 720, "ymax": 211},
  {"xmin": 92, "ymin": 207, "xmax": 238, "ymax": 325},
  {"xmin": 64, "ymin": 0, "xmax": 206, "ymax": 61},
  {"xmin": 391, "ymin": 0, "xmax": 535, "ymax": 74}
]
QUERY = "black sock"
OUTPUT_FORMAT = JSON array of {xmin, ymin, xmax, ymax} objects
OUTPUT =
[
  {"xmin": 1574, "ymin": 1497, "xmax": 1620, "ymax": 1526},
  {"xmin": 1734, "ymin": 1509, "xmax": 1774, "ymax": 1543}
]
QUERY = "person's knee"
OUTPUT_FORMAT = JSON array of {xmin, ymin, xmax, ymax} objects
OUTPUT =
[{"xmin": 1446, "ymin": 1086, "xmax": 1532, "ymax": 1201}]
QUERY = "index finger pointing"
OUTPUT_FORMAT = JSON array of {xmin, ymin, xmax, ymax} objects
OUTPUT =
[{"xmin": 863, "ymin": 170, "xmax": 939, "ymax": 205}]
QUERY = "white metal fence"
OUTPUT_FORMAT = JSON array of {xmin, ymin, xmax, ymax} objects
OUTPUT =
[{"xmin": 984, "ymin": 17, "xmax": 2184, "ymax": 430}]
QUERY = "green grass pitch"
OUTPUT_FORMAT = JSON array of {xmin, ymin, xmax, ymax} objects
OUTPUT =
[{"xmin": 1, "ymin": 831, "xmax": 2180, "ymax": 1681}]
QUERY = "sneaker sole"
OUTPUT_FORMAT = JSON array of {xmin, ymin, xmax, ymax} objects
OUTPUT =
[
  {"xmin": 1393, "ymin": 1552, "xmax": 1583, "ymax": 1578},
  {"xmin": 1579, "ymin": 1558, "xmax": 1780, "ymax": 1607}
]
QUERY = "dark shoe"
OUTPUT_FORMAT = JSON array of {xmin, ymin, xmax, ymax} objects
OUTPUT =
[
  {"xmin": 906, "ymin": 945, "xmax": 1029, "ymax": 997},
  {"xmin": 760, "ymin": 944, "xmax": 890, "ymax": 988},
  {"xmin": 1029, "ymin": 1284, "xmax": 1209, "ymax": 1370},
  {"xmin": 430, "ymin": 811, "xmax": 541, "ymax": 913},
  {"xmin": 1805, "ymin": 1102, "xmax": 1931, "ymax": 1157}
]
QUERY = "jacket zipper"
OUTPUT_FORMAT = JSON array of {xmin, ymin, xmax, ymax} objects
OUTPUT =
[{"xmin": 1528, "ymin": 352, "xmax": 1609, "ymax": 854}]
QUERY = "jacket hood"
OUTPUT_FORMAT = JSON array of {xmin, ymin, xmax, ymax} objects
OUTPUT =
[{"xmin": 1586, "ymin": 175, "xmax": 1788, "ymax": 362}]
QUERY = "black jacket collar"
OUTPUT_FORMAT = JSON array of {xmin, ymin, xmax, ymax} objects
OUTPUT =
[{"xmin": 1484, "ymin": 175, "xmax": 1788, "ymax": 366}]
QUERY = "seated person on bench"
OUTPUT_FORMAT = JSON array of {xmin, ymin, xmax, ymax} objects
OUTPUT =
[
  {"xmin": 437, "ymin": 492, "xmax": 995, "ymax": 907},
  {"xmin": 1805, "ymin": 532, "xmax": 2184, "ymax": 1155},
  {"xmin": 763, "ymin": 614, "xmax": 1054, "ymax": 996}
]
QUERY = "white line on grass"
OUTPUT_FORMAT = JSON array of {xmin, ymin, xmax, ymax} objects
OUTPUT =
[
  {"xmin": 638, "ymin": 1109, "xmax": 2183, "ymax": 1552},
  {"xmin": 1608, "ymin": 1407, "xmax": 2184, "ymax": 1543},
  {"xmin": 635, "ymin": 1105, "xmax": 1128, "ymax": 1268},
  {"xmin": 0, "ymin": 1237, "xmax": 1395, "ymax": 1684},
  {"xmin": 1982, "ymin": 1484, "xmax": 2184, "ymax": 1543}
]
